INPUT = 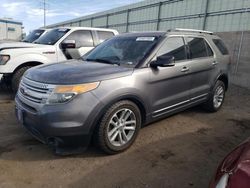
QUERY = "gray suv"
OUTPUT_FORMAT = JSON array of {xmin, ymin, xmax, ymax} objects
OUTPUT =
[{"xmin": 15, "ymin": 29, "xmax": 230, "ymax": 154}]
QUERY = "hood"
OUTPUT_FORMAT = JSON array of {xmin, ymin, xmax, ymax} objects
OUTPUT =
[
  {"xmin": 0, "ymin": 40, "xmax": 16, "ymax": 44},
  {"xmin": 0, "ymin": 44, "xmax": 56, "ymax": 56},
  {"xmin": 24, "ymin": 60, "xmax": 134, "ymax": 84},
  {"xmin": 220, "ymin": 139, "xmax": 250, "ymax": 174},
  {"xmin": 0, "ymin": 42, "xmax": 37, "ymax": 50},
  {"xmin": 213, "ymin": 139, "xmax": 250, "ymax": 188},
  {"xmin": 210, "ymin": 139, "xmax": 250, "ymax": 188}
]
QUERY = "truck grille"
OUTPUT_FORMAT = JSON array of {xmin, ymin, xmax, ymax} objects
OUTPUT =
[{"xmin": 18, "ymin": 77, "xmax": 54, "ymax": 104}]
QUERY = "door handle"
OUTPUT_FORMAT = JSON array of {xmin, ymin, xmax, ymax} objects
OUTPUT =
[
  {"xmin": 212, "ymin": 61, "xmax": 218, "ymax": 66},
  {"xmin": 181, "ymin": 66, "xmax": 189, "ymax": 72}
]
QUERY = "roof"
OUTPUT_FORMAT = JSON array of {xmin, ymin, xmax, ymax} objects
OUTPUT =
[
  {"xmin": 115, "ymin": 29, "xmax": 217, "ymax": 38},
  {"xmin": 0, "ymin": 18, "xmax": 22, "ymax": 25},
  {"xmin": 50, "ymin": 26, "xmax": 118, "ymax": 33},
  {"xmin": 117, "ymin": 31, "xmax": 166, "ymax": 38}
]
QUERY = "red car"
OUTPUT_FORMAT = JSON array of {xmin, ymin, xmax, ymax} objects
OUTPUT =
[{"xmin": 210, "ymin": 139, "xmax": 250, "ymax": 188}]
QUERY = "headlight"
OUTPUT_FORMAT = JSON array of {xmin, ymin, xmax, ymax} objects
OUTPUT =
[
  {"xmin": 0, "ymin": 55, "xmax": 10, "ymax": 65},
  {"xmin": 46, "ymin": 82, "xmax": 100, "ymax": 104}
]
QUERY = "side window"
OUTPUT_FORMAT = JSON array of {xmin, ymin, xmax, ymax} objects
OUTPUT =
[
  {"xmin": 213, "ymin": 39, "xmax": 229, "ymax": 55},
  {"xmin": 64, "ymin": 30, "xmax": 94, "ymax": 48},
  {"xmin": 157, "ymin": 37, "xmax": 187, "ymax": 61},
  {"xmin": 187, "ymin": 37, "xmax": 208, "ymax": 59},
  {"xmin": 97, "ymin": 31, "xmax": 114, "ymax": 43},
  {"xmin": 205, "ymin": 41, "xmax": 214, "ymax": 57}
]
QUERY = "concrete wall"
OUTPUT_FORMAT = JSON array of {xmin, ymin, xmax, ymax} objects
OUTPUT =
[{"xmin": 218, "ymin": 31, "xmax": 250, "ymax": 89}]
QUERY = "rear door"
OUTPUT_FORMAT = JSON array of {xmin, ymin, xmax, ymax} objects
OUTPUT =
[
  {"xmin": 149, "ymin": 36, "xmax": 192, "ymax": 118},
  {"xmin": 185, "ymin": 36, "xmax": 216, "ymax": 101}
]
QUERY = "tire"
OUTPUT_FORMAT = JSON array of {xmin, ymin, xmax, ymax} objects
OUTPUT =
[
  {"xmin": 203, "ymin": 80, "xmax": 226, "ymax": 112},
  {"xmin": 12, "ymin": 66, "xmax": 31, "ymax": 93},
  {"xmin": 96, "ymin": 100, "xmax": 141, "ymax": 154}
]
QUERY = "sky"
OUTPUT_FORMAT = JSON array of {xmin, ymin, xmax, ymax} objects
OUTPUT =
[{"xmin": 0, "ymin": 0, "xmax": 143, "ymax": 34}]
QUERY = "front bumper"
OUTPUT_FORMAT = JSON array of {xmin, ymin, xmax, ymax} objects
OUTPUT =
[{"xmin": 15, "ymin": 92, "xmax": 103, "ymax": 154}]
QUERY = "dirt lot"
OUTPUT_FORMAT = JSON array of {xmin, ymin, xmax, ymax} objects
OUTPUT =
[{"xmin": 0, "ymin": 85, "xmax": 249, "ymax": 188}]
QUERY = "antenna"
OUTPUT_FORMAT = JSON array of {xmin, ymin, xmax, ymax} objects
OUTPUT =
[{"xmin": 43, "ymin": 0, "xmax": 46, "ymax": 27}]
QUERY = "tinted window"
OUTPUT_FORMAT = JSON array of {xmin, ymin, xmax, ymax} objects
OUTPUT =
[
  {"xmin": 22, "ymin": 29, "xmax": 45, "ymax": 43},
  {"xmin": 97, "ymin": 31, "xmax": 114, "ymax": 43},
  {"xmin": 213, "ymin": 39, "xmax": 229, "ymax": 55},
  {"xmin": 205, "ymin": 41, "xmax": 214, "ymax": 56},
  {"xmin": 35, "ymin": 28, "xmax": 70, "ymax": 45},
  {"xmin": 85, "ymin": 36, "xmax": 159, "ymax": 67},
  {"xmin": 64, "ymin": 30, "xmax": 94, "ymax": 47},
  {"xmin": 157, "ymin": 37, "xmax": 187, "ymax": 61},
  {"xmin": 187, "ymin": 37, "xmax": 208, "ymax": 59}
]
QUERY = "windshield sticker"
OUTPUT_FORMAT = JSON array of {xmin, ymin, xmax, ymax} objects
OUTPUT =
[
  {"xmin": 58, "ymin": 28, "xmax": 68, "ymax": 32},
  {"xmin": 136, "ymin": 37, "xmax": 155, "ymax": 41},
  {"xmin": 35, "ymin": 33, "xmax": 41, "ymax": 35}
]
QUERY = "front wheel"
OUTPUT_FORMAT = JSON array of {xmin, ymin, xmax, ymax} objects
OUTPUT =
[
  {"xmin": 203, "ymin": 80, "xmax": 226, "ymax": 112},
  {"xmin": 12, "ymin": 66, "xmax": 31, "ymax": 93},
  {"xmin": 96, "ymin": 100, "xmax": 141, "ymax": 154}
]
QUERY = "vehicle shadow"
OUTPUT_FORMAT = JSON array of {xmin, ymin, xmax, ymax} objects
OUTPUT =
[
  {"xmin": 0, "ymin": 83, "xmax": 14, "ymax": 100},
  {"xmin": 0, "ymin": 105, "xmax": 210, "ymax": 162},
  {"xmin": 69, "ymin": 121, "xmax": 250, "ymax": 188},
  {"xmin": 1, "ymin": 109, "xmax": 249, "ymax": 163},
  {"xmin": 1, "ymin": 84, "xmax": 249, "ymax": 163},
  {"xmin": 0, "ymin": 136, "xmax": 108, "ymax": 161}
]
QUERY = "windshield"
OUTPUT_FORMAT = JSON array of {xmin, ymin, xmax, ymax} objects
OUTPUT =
[
  {"xmin": 84, "ymin": 36, "xmax": 159, "ymax": 67},
  {"xmin": 34, "ymin": 28, "xmax": 70, "ymax": 45},
  {"xmin": 22, "ymin": 29, "xmax": 45, "ymax": 43}
]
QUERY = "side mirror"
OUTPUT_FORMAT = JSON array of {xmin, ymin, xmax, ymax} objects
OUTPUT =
[
  {"xmin": 61, "ymin": 40, "xmax": 76, "ymax": 49},
  {"xmin": 150, "ymin": 55, "xmax": 175, "ymax": 68}
]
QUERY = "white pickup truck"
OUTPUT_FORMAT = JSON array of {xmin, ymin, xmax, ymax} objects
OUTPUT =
[{"xmin": 0, "ymin": 27, "xmax": 118, "ymax": 91}]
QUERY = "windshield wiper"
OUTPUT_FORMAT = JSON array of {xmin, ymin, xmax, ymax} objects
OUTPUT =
[{"xmin": 86, "ymin": 58, "xmax": 120, "ymax": 65}]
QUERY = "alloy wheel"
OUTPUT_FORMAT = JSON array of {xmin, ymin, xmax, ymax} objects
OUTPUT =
[{"xmin": 107, "ymin": 108, "xmax": 136, "ymax": 147}]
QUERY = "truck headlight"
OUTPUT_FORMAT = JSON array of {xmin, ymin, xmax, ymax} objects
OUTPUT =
[
  {"xmin": 46, "ymin": 82, "xmax": 100, "ymax": 104},
  {"xmin": 0, "ymin": 55, "xmax": 10, "ymax": 65}
]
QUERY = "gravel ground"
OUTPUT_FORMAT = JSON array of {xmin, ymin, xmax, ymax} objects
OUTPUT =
[{"xmin": 0, "ymin": 85, "xmax": 249, "ymax": 188}]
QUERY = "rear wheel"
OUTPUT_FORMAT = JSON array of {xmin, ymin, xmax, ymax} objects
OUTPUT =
[
  {"xmin": 12, "ymin": 66, "xmax": 31, "ymax": 93},
  {"xmin": 203, "ymin": 80, "xmax": 226, "ymax": 112},
  {"xmin": 97, "ymin": 100, "xmax": 141, "ymax": 154}
]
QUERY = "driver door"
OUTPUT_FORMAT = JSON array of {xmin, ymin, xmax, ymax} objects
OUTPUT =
[{"xmin": 149, "ymin": 36, "xmax": 192, "ymax": 118}]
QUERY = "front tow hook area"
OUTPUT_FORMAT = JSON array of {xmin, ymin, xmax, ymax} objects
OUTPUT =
[{"xmin": 47, "ymin": 137, "xmax": 89, "ymax": 156}]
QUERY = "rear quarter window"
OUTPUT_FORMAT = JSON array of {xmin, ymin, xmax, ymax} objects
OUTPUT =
[
  {"xmin": 97, "ymin": 31, "xmax": 114, "ymax": 43},
  {"xmin": 212, "ymin": 39, "xmax": 229, "ymax": 55}
]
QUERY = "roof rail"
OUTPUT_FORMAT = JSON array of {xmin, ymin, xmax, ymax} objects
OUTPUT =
[{"xmin": 169, "ymin": 28, "xmax": 213, "ymax": 35}]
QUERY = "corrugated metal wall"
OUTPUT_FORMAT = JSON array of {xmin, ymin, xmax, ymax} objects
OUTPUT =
[{"xmin": 47, "ymin": 0, "xmax": 250, "ymax": 33}]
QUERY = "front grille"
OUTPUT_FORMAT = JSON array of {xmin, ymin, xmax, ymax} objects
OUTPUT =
[{"xmin": 18, "ymin": 77, "xmax": 54, "ymax": 104}]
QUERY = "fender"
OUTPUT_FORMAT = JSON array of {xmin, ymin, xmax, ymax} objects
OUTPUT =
[
  {"xmin": 1, "ymin": 53, "xmax": 55, "ymax": 73},
  {"xmin": 87, "ymin": 90, "xmax": 150, "ymax": 137},
  {"xmin": 216, "ymin": 73, "xmax": 229, "ymax": 90}
]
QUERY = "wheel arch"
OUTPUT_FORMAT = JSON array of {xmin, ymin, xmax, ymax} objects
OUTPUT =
[
  {"xmin": 217, "ymin": 74, "xmax": 229, "ymax": 91},
  {"xmin": 90, "ymin": 94, "xmax": 148, "ymax": 141},
  {"xmin": 13, "ymin": 61, "xmax": 43, "ymax": 74}
]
